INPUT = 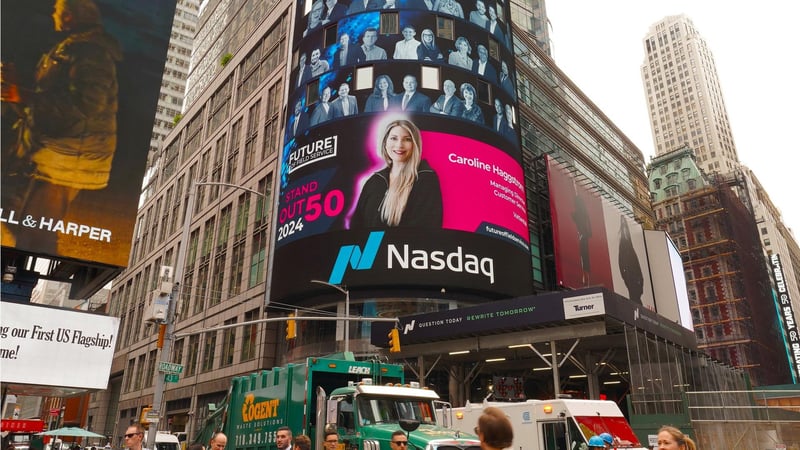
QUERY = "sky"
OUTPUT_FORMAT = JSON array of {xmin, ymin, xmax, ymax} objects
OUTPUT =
[{"xmin": 544, "ymin": 1, "xmax": 800, "ymax": 236}]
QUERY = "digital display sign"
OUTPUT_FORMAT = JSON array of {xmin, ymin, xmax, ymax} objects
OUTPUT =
[
  {"xmin": 272, "ymin": 0, "xmax": 529, "ymax": 301},
  {"xmin": 1, "ymin": 0, "xmax": 177, "ymax": 267},
  {"xmin": 548, "ymin": 155, "xmax": 659, "ymax": 310}
]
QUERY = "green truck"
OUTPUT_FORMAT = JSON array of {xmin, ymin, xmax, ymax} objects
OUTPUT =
[{"xmin": 195, "ymin": 353, "xmax": 479, "ymax": 450}]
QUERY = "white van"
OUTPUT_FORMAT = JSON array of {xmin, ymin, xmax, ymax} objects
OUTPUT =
[{"xmin": 144, "ymin": 431, "xmax": 180, "ymax": 450}]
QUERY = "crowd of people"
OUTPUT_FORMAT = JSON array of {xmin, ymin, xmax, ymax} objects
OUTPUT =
[
  {"xmin": 117, "ymin": 413, "xmax": 696, "ymax": 450},
  {"xmin": 296, "ymin": 29, "xmax": 514, "ymax": 93},
  {"xmin": 302, "ymin": 0, "xmax": 508, "ymax": 43},
  {"xmin": 288, "ymin": 74, "xmax": 516, "ymax": 141}
]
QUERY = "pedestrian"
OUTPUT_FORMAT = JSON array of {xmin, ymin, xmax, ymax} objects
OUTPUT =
[
  {"xmin": 276, "ymin": 427, "xmax": 293, "ymax": 450},
  {"xmin": 389, "ymin": 430, "xmax": 408, "ymax": 450},
  {"xmin": 598, "ymin": 432, "xmax": 613, "ymax": 449},
  {"xmin": 587, "ymin": 436, "xmax": 605, "ymax": 449},
  {"xmin": 474, "ymin": 407, "xmax": 513, "ymax": 450},
  {"xmin": 656, "ymin": 426, "xmax": 696, "ymax": 450},
  {"xmin": 187, "ymin": 444, "xmax": 204, "ymax": 450},
  {"xmin": 322, "ymin": 431, "xmax": 339, "ymax": 450},
  {"xmin": 209, "ymin": 432, "xmax": 227, "ymax": 450},
  {"xmin": 293, "ymin": 435, "xmax": 311, "ymax": 450},
  {"xmin": 123, "ymin": 423, "xmax": 145, "ymax": 450}
]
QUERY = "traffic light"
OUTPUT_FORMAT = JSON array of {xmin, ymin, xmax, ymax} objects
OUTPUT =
[
  {"xmin": 286, "ymin": 314, "xmax": 297, "ymax": 340},
  {"xmin": 388, "ymin": 328, "xmax": 401, "ymax": 353},
  {"xmin": 140, "ymin": 406, "xmax": 152, "ymax": 429}
]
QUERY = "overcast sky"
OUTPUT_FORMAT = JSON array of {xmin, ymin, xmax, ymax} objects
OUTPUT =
[{"xmin": 544, "ymin": 1, "xmax": 800, "ymax": 236}]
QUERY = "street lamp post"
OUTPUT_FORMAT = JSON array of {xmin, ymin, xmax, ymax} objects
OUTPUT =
[
  {"xmin": 310, "ymin": 279, "xmax": 350, "ymax": 353},
  {"xmin": 146, "ymin": 181, "xmax": 266, "ymax": 450}
]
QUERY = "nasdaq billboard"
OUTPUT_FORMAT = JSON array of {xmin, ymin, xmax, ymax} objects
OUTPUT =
[
  {"xmin": 1, "ymin": 0, "xmax": 177, "ymax": 267},
  {"xmin": 272, "ymin": 0, "xmax": 530, "ymax": 301}
]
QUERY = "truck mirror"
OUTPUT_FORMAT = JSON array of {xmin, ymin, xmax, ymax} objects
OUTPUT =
[{"xmin": 398, "ymin": 419, "xmax": 419, "ymax": 433}]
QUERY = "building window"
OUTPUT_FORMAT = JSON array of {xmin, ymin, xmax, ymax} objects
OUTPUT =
[
  {"xmin": 436, "ymin": 16, "xmax": 454, "ymax": 40},
  {"xmin": 380, "ymin": 12, "xmax": 399, "ymax": 34},
  {"xmin": 201, "ymin": 331, "xmax": 216, "ymax": 372},
  {"xmin": 221, "ymin": 318, "xmax": 237, "ymax": 367},
  {"xmin": 186, "ymin": 335, "xmax": 199, "ymax": 376},
  {"xmin": 241, "ymin": 308, "xmax": 259, "ymax": 361}
]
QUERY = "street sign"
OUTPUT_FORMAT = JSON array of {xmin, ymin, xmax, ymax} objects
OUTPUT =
[
  {"xmin": 145, "ymin": 410, "xmax": 160, "ymax": 424},
  {"xmin": 164, "ymin": 373, "xmax": 180, "ymax": 383},
  {"xmin": 158, "ymin": 361, "xmax": 184, "ymax": 374}
]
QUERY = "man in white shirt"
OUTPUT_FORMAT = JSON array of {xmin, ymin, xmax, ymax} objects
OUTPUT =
[
  {"xmin": 393, "ymin": 26, "xmax": 420, "ymax": 60},
  {"xmin": 471, "ymin": 44, "xmax": 497, "ymax": 82},
  {"xmin": 361, "ymin": 28, "xmax": 387, "ymax": 61},
  {"xmin": 276, "ymin": 427, "xmax": 292, "ymax": 450}
]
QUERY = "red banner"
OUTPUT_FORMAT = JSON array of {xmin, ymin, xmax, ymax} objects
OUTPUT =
[{"xmin": 1, "ymin": 419, "xmax": 46, "ymax": 433}]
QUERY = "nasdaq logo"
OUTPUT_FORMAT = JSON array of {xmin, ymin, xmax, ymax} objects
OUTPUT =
[{"xmin": 328, "ymin": 231, "xmax": 384, "ymax": 284}]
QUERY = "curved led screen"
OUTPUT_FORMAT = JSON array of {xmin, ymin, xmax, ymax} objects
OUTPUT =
[{"xmin": 272, "ymin": 0, "xmax": 530, "ymax": 302}]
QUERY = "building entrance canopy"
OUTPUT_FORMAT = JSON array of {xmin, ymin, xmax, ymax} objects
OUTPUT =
[{"xmin": 371, "ymin": 287, "xmax": 696, "ymax": 353}]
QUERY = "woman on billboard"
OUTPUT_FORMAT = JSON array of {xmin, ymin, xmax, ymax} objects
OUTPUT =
[
  {"xmin": 459, "ymin": 83, "xmax": 484, "ymax": 124},
  {"xmin": 364, "ymin": 75, "xmax": 398, "ymax": 112},
  {"xmin": 351, "ymin": 119, "xmax": 442, "ymax": 228}
]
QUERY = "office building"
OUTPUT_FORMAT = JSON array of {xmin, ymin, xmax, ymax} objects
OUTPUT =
[
  {"xmin": 641, "ymin": 15, "xmax": 800, "ymax": 384},
  {"xmin": 641, "ymin": 14, "xmax": 739, "ymax": 173},
  {"xmin": 87, "ymin": 2, "xmax": 746, "ymax": 444},
  {"xmin": 648, "ymin": 147, "xmax": 791, "ymax": 386}
]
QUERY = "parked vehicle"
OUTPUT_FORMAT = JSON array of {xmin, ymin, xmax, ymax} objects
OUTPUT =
[
  {"xmin": 195, "ymin": 353, "xmax": 479, "ymax": 450},
  {"xmin": 144, "ymin": 431, "xmax": 180, "ymax": 450},
  {"xmin": 440, "ymin": 399, "xmax": 646, "ymax": 450}
]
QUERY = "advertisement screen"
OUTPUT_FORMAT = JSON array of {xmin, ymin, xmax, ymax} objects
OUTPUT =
[
  {"xmin": 273, "ymin": 0, "xmax": 529, "ymax": 301},
  {"xmin": 547, "ymin": 156, "xmax": 613, "ymax": 290},
  {"xmin": 602, "ymin": 202, "xmax": 655, "ymax": 310},
  {"xmin": 549, "ymin": 156, "xmax": 663, "ymax": 309},
  {"xmin": 0, "ymin": 301, "xmax": 119, "ymax": 389},
  {"xmin": 770, "ymin": 254, "xmax": 800, "ymax": 381},
  {"xmin": 1, "ymin": 0, "xmax": 178, "ymax": 266}
]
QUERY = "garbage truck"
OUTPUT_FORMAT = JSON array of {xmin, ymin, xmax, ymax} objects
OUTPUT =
[
  {"xmin": 195, "ymin": 353, "xmax": 480, "ymax": 450},
  {"xmin": 440, "ymin": 399, "xmax": 647, "ymax": 450}
]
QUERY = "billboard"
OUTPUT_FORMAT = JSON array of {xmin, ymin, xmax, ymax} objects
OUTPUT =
[
  {"xmin": 1, "ymin": 0, "xmax": 178, "ymax": 266},
  {"xmin": 547, "ymin": 157, "xmax": 613, "ymax": 290},
  {"xmin": 548, "ymin": 156, "xmax": 660, "ymax": 310},
  {"xmin": 602, "ymin": 202, "xmax": 655, "ymax": 310},
  {"xmin": 0, "ymin": 301, "xmax": 119, "ymax": 389},
  {"xmin": 770, "ymin": 254, "xmax": 800, "ymax": 381},
  {"xmin": 272, "ymin": 0, "xmax": 529, "ymax": 301},
  {"xmin": 644, "ymin": 229, "xmax": 693, "ymax": 330}
]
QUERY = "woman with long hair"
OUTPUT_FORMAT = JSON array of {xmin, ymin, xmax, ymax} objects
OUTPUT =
[
  {"xmin": 657, "ymin": 426, "xmax": 696, "ymax": 450},
  {"xmin": 351, "ymin": 119, "xmax": 442, "ymax": 228},
  {"xmin": 364, "ymin": 75, "xmax": 397, "ymax": 112},
  {"xmin": 459, "ymin": 83, "xmax": 484, "ymax": 124},
  {"xmin": 448, "ymin": 36, "xmax": 473, "ymax": 70},
  {"xmin": 417, "ymin": 28, "xmax": 444, "ymax": 61}
]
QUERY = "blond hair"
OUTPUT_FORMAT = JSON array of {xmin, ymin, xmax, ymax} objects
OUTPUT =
[
  {"xmin": 658, "ymin": 426, "xmax": 696, "ymax": 450},
  {"xmin": 378, "ymin": 120, "xmax": 422, "ymax": 226}
]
